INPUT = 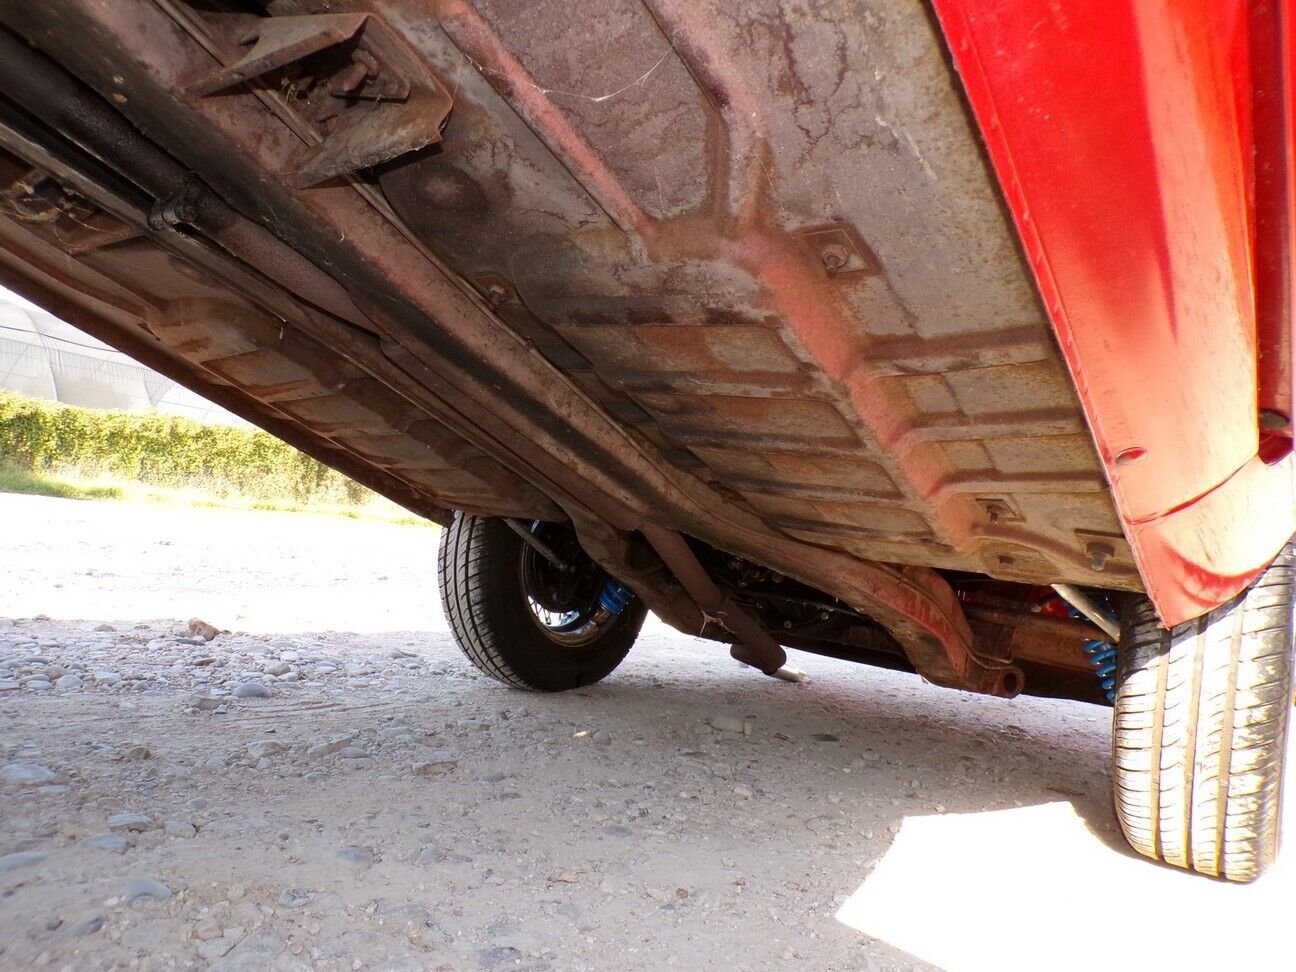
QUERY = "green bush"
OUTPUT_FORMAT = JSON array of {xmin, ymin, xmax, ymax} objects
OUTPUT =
[{"xmin": 0, "ymin": 391, "xmax": 372, "ymax": 506}]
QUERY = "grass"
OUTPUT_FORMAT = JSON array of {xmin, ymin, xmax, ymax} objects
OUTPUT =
[
  {"xmin": 0, "ymin": 463, "xmax": 432, "ymax": 526},
  {"xmin": 0, "ymin": 465, "xmax": 124, "ymax": 501}
]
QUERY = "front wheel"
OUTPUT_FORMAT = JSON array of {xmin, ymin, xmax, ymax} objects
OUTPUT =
[
  {"xmin": 437, "ymin": 513, "xmax": 646, "ymax": 691},
  {"xmin": 1113, "ymin": 538, "xmax": 1295, "ymax": 882}
]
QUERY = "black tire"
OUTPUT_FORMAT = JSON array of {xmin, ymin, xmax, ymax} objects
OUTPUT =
[
  {"xmin": 1113, "ymin": 538, "xmax": 1295, "ymax": 882},
  {"xmin": 437, "ymin": 513, "xmax": 646, "ymax": 691}
]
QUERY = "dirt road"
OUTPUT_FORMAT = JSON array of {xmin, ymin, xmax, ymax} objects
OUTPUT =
[{"xmin": 1, "ymin": 493, "xmax": 1291, "ymax": 970}]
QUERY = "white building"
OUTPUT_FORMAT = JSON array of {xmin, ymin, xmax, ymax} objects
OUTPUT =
[{"xmin": 0, "ymin": 286, "xmax": 245, "ymax": 426}]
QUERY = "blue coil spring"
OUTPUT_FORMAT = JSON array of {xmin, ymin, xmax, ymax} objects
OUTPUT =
[
  {"xmin": 1069, "ymin": 606, "xmax": 1118, "ymax": 702},
  {"xmin": 598, "ymin": 580, "xmax": 635, "ymax": 616}
]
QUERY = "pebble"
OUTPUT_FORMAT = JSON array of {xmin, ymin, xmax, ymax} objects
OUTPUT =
[
  {"xmin": 733, "ymin": 784, "xmax": 754, "ymax": 800},
  {"xmin": 412, "ymin": 754, "xmax": 456, "ymax": 776},
  {"xmin": 278, "ymin": 888, "xmax": 314, "ymax": 908},
  {"xmin": 80, "ymin": 834, "xmax": 128, "ymax": 854},
  {"xmin": 1, "ymin": 762, "xmax": 55, "ymax": 785},
  {"xmin": 335, "ymin": 845, "xmax": 375, "ymax": 867},
  {"xmin": 708, "ymin": 714, "xmax": 746, "ymax": 734},
  {"xmin": 307, "ymin": 736, "xmax": 355, "ymax": 759},
  {"xmin": 187, "ymin": 617, "xmax": 220, "ymax": 641},
  {"xmin": 231, "ymin": 682, "xmax": 271, "ymax": 699},
  {"xmin": 198, "ymin": 937, "xmax": 239, "ymax": 961},
  {"xmin": 55, "ymin": 674, "xmax": 83, "ymax": 690},
  {"xmin": 163, "ymin": 820, "xmax": 196, "ymax": 838},
  {"xmin": 68, "ymin": 915, "xmax": 104, "ymax": 937},
  {"xmin": 208, "ymin": 931, "xmax": 307, "ymax": 971},
  {"xmin": 335, "ymin": 746, "xmax": 370, "ymax": 760},
  {"xmin": 124, "ymin": 878, "xmax": 172, "ymax": 902},
  {"xmin": 246, "ymin": 740, "xmax": 286, "ymax": 759},
  {"xmin": 107, "ymin": 812, "xmax": 155, "ymax": 833},
  {"xmin": 189, "ymin": 694, "xmax": 223, "ymax": 711},
  {"xmin": 0, "ymin": 850, "xmax": 46, "ymax": 872}
]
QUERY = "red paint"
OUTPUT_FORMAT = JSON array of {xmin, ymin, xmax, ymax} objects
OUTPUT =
[{"xmin": 934, "ymin": 0, "xmax": 1296, "ymax": 625}]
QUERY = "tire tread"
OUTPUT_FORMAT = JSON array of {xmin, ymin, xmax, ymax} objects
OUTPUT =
[{"xmin": 1113, "ymin": 539, "xmax": 1295, "ymax": 882}]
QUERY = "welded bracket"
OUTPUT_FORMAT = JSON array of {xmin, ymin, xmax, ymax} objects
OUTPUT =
[
  {"xmin": 186, "ymin": 11, "xmax": 453, "ymax": 187},
  {"xmin": 186, "ymin": 14, "xmax": 370, "ymax": 97}
]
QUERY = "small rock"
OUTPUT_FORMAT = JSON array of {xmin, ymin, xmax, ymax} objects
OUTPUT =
[
  {"xmin": 189, "ymin": 694, "xmax": 222, "ymax": 711},
  {"xmin": 277, "ymin": 888, "xmax": 314, "ymax": 908},
  {"xmin": 1, "ymin": 762, "xmax": 55, "ymax": 786},
  {"xmin": 0, "ymin": 850, "xmax": 46, "ymax": 872},
  {"xmin": 107, "ymin": 812, "xmax": 155, "ymax": 833},
  {"xmin": 231, "ymin": 682, "xmax": 271, "ymax": 699},
  {"xmin": 93, "ymin": 623, "xmax": 115, "ymax": 632},
  {"xmin": 708, "ymin": 714, "xmax": 746, "ymax": 734},
  {"xmin": 733, "ymin": 784, "xmax": 754, "ymax": 800},
  {"xmin": 124, "ymin": 746, "xmax": 151, "ymax": 761},
  {"xmin": 306, "ymin": 736, "xmax": 355, "ymax": 759},
  {"xmin": 208, "ymin": 931, "xmax": 307, "ymax": 971},
  {"xmin": 197, "ymin": 937, "xmax": 240, "ymax": 961},
  {"xmin": 163, "ymin": 820, "xmax": 196, "ymax": 838},
  {"xmin": 246, "ymin": 740, "xmax": 286, "ymax": 759},
  {"xmin": 335, "ymin": 746, "xmax": 370, "ymax": 760},
  {"xmin": 335, "ymin": 846, "xmax": 375, "ymax": 867},
  {"xmin": 124, "ymin": 878, "xmax": 171, "ymax": 902},
  {"xmin": 592, "ymin": 729, "xmax": 613, "ymax": 746},
  {"xmin": 55, "ymin": 674, "xmax": 83, "ymax": 690},
  {"xmin": 69, "ymin": 915, "xmax": 104, "ymax": 937},
  {"xmin": 192, "ymin": 918, "xmax": 224, "ymax": 941},
  {"xmin": 187, "ymin": 618, "xmax": 221, "ymax": 641},
  {"xmin": 262, "ymin": 661, "xmax": 291, "ymax": 676},
  {"xmin": 80, "ymin": 834, "xmax": 128, "ymax": 854},
  {"xmin": 412, "ymin": 755, "xmax": 456, "ymax": 776}
]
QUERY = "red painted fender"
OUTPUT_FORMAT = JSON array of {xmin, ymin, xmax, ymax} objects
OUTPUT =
[{"xmin": 933, "ymin": 0, "xmax": 1296, "ymax": 625}]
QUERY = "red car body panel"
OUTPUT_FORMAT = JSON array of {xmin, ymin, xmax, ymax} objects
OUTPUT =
[{"xmin": 933, "ymin": 0, "xmax": 1296, "ymax": 625}]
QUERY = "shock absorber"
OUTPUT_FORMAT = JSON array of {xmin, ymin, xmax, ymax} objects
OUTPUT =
[
  {"xmin": 1083, "ymin": 632, "xmax": 1119, "ymax": 703},
  {"xmin": 598, "ymin": 579, "xmax": 635, "ymax": 616},
  {"xmin": 1068, "ymin": 607, "xmax": 1118, "ymax": 702}
]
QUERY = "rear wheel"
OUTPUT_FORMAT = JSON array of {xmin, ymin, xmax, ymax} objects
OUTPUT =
[
  {"xmin": 1113, "ymin": 538, "xmax": 1295, "ymax": 882},
  {"xmin": 437, "ymin": 513, "xmax": 646, "ymax": 691}
]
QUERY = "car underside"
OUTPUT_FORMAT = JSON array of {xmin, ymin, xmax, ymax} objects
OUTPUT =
[{"xmin": 1, "ymin": 1, "xmax": 1293, "ymax": 881}]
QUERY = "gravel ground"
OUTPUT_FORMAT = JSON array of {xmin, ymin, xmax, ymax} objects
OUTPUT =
[{"xmin": 1, "ymin": 492, "xmax": 1292, "ymax": 971}]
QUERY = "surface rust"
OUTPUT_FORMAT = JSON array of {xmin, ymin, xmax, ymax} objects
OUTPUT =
[{"xmin": 0, "ymin": 0, "xmax": 1138, "ymax": 693}]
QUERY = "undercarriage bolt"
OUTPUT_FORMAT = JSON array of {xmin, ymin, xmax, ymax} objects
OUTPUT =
[{"xmin": 820, "ymin": 243, "xmax": 850, "ymax": 274}]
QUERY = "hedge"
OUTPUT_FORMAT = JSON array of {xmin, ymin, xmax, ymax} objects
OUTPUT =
[{"xmin": 0, "ymin": 390, "xmax": 370, "ymax": 506}]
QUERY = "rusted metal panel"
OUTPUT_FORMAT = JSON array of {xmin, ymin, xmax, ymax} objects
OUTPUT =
[
  {"xmin": 0, "ymin": 0, "xmax": 1140, "ymax": 694},
  {"xmin": 374, "ymin": 0, "xmax": 1134, "ymax": 589}
]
